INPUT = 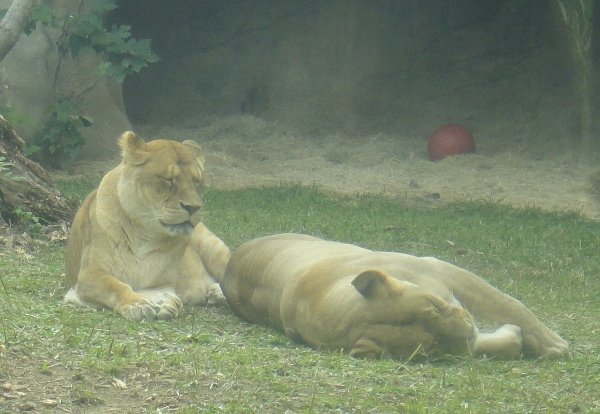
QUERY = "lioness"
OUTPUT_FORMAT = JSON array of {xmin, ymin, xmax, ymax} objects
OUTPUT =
[
  {"xmin": 65, "ymin": 131, "xmax": 230, "ymax": 321},
  {"xmin": 222, "ymin": 234, "xmax": 569, "ymax": 360}
]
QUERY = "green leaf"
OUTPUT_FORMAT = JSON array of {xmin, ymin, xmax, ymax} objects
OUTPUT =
[
  {"xmin": 22, "ymin": 145, "xmax": 41, "ymax": 157},
  {"xmin": 90, "ymin": 0, "xmax": 118, "ymax": 13},
  {"xmin": 98, "ymin": 62, "xmax": 126, "ymax": 82},
  {"xmin": 52, "ymin": 100, "xmax": 75, "ymax": 122},
  {"xmin": 113, "ymin": 25, "xmax": 132, "ymax": 39},
  {"xmin": 129, "ymin": 58, "xmax": 147, "ymax": 73},
  {"xmin": 31, "ymin": 5, "xmax": 54, "ymax": 25}
]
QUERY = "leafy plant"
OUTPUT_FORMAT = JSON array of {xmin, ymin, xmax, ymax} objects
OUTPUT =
[
  {"xmin": 31, "ymin": 99, "xmax": 92, "ymax": 167},
  {"xmin": 32, "ymin": 0, "xmax": 159, "ymax": 83},
  {"xmin": 26, "ymin": 0, "xmax": 158, "ymax": 166},
  {"xmin": 12, "ymin": 207, "xmax": 44, "ymax": 235}
]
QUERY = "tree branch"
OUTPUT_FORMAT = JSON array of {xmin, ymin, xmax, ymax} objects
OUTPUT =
[{"xmin": 0, "ymin": 0, "xmax": 38, "ymax": 62}]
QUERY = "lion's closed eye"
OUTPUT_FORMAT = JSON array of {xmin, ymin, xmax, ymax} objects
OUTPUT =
[
  {"xmin": 421, "ymin": 303, "xmax": 445, "ymax": 321},
  {"xmin": 158, "ymin": 177, "xmax": 175, "ymax": 189}
]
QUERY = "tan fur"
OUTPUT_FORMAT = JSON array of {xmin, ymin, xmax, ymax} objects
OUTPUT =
[
  {"xmin": 222, "ymin": 234, "xmax": 569, "ymax": 360},
  {"xmin": 65, "ymin": 131, "xmax": 231, "ymax": 321}
]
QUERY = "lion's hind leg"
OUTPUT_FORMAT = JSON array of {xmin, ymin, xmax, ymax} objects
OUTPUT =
[
  {"xmin": 474, "ymin": 324, "xmax": 523, "ymax": 360},
  {"xmin": 205, "ymin": 283, "xmax": 227, "ymax": 306},
  {"xmin": 175, "ymin": 277, "xmax": 226, "ymax": 307}
]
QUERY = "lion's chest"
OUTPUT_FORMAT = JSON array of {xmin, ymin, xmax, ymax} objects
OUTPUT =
[{"xmin": 109, "ymin": 246, "xmax": 184, "ymax": 290}]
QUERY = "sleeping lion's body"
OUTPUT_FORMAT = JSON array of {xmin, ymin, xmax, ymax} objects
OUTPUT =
[{"xmin": 222, "ymin": 234, "xmax": 569, "ymax": 360}]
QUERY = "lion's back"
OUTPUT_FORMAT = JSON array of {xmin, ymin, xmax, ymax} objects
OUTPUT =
[{"xmin": 65, "ymin": 190, "xmax": 97, "ymax": 287}]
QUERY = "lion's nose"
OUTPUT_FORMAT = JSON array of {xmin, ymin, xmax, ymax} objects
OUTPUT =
[{"xmin": 181, "ymin": 202, "xmax": 201, "ymax": 216}]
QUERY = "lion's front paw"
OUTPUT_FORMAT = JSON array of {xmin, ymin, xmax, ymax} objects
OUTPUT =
[
  {"xmin": 117, "ymin": 290, "xmax": 183, "ymax": 321},
  {"xmin": 118, "ymin": 299, "xmax": 160, "ymax": 321},
  {"xmin": 350, "ymin": 338, "xmax": 387, "ymax": 360},
  {"xmin": 154, "ymin": 292, "xmax": 184, "ymax": 320}
]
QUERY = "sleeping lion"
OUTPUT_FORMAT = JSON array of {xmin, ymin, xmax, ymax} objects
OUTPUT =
[
  {"xmin": 222, "ymin": 234, "xmax": 569, "ymax": 360},
  {"xmin": 65, "ymin": 131, "xmax": 230, "ymax": 321}
]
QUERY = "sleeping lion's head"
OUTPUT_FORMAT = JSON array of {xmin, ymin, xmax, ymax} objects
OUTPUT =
[
  {"xmin": 349, "ymin": 270, "xmax": 476, "ymax": 359},
  {"xmin": 116, "ymin": 131, "xmax": 206, "ymax": 236}
]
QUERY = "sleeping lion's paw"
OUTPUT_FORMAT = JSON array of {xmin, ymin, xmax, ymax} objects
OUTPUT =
[{"xmin": 349, "ymin": 338, "xmax": 387, "ymax": 360}]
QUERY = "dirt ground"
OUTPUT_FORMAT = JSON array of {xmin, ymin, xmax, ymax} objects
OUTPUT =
[{"xmin": 135, "ymin": 116, "xmax": 600, "ymax": 220}]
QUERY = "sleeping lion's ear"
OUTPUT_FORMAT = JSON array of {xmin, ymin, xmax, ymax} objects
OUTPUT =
[
  {"xmin": 182, "ymin": 140, "xmax": 205, "ymax": 171},
  {"xmin": 119, "ymin": 131, "xmax": 150, "ymax": 165},
  {"xmin": 352, "ymin": 270, "xmax": 391, "ymax": 299},
  {"xmin": 182, "ymin": 139, "xmax": 201, "ymax": 150}
]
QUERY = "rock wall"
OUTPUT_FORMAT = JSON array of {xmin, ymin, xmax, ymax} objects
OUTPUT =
[{"xmin": 116, "ymin": 0, "xmax": 588, "ymax": 148}]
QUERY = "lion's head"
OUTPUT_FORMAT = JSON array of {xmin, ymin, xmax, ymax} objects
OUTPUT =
[
  {"xmin": 116, "ymin": 131, "xmax": 206, "ymax": 236},
  {"xmin": 348, "ymin": 270, "xmax": 476, "ymax": 358}
]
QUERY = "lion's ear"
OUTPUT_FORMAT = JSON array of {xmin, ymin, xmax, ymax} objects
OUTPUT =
[
  {"xmin": 182, "ymin": 140, "xmax": 205, "ymax": 171},
  {"xmin": 352, "ymin": 270, "xmax": 415, "ymax": 299},
  {"xmin": 182, "ymin": 139, "xmax": 201, "ymax": 150},
  {"xmin": 352, "ymin": 270, "xmax": 391, "ymax": 299},
  {"xmin": 119, "ymin": 131, "xmax": 151, "ymax": 165}
]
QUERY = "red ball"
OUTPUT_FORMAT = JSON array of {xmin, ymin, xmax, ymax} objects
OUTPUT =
[{"xmin": 427, "ymin": 124, "xmax": 476, "ymax": 161}]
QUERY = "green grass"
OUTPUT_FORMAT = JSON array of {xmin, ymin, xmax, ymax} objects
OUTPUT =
[{"xmin": 1, "ymin": 179, "xmax": 599, "ymax": 413}]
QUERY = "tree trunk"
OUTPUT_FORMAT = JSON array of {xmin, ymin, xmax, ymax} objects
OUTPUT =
[
  {"xmin": 0, "ymin": 0, "xmax": 37, "ymax": 62},
  {"xmin": 0, "ymin": 115, "xmax": 76, "ymax": 231}
]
